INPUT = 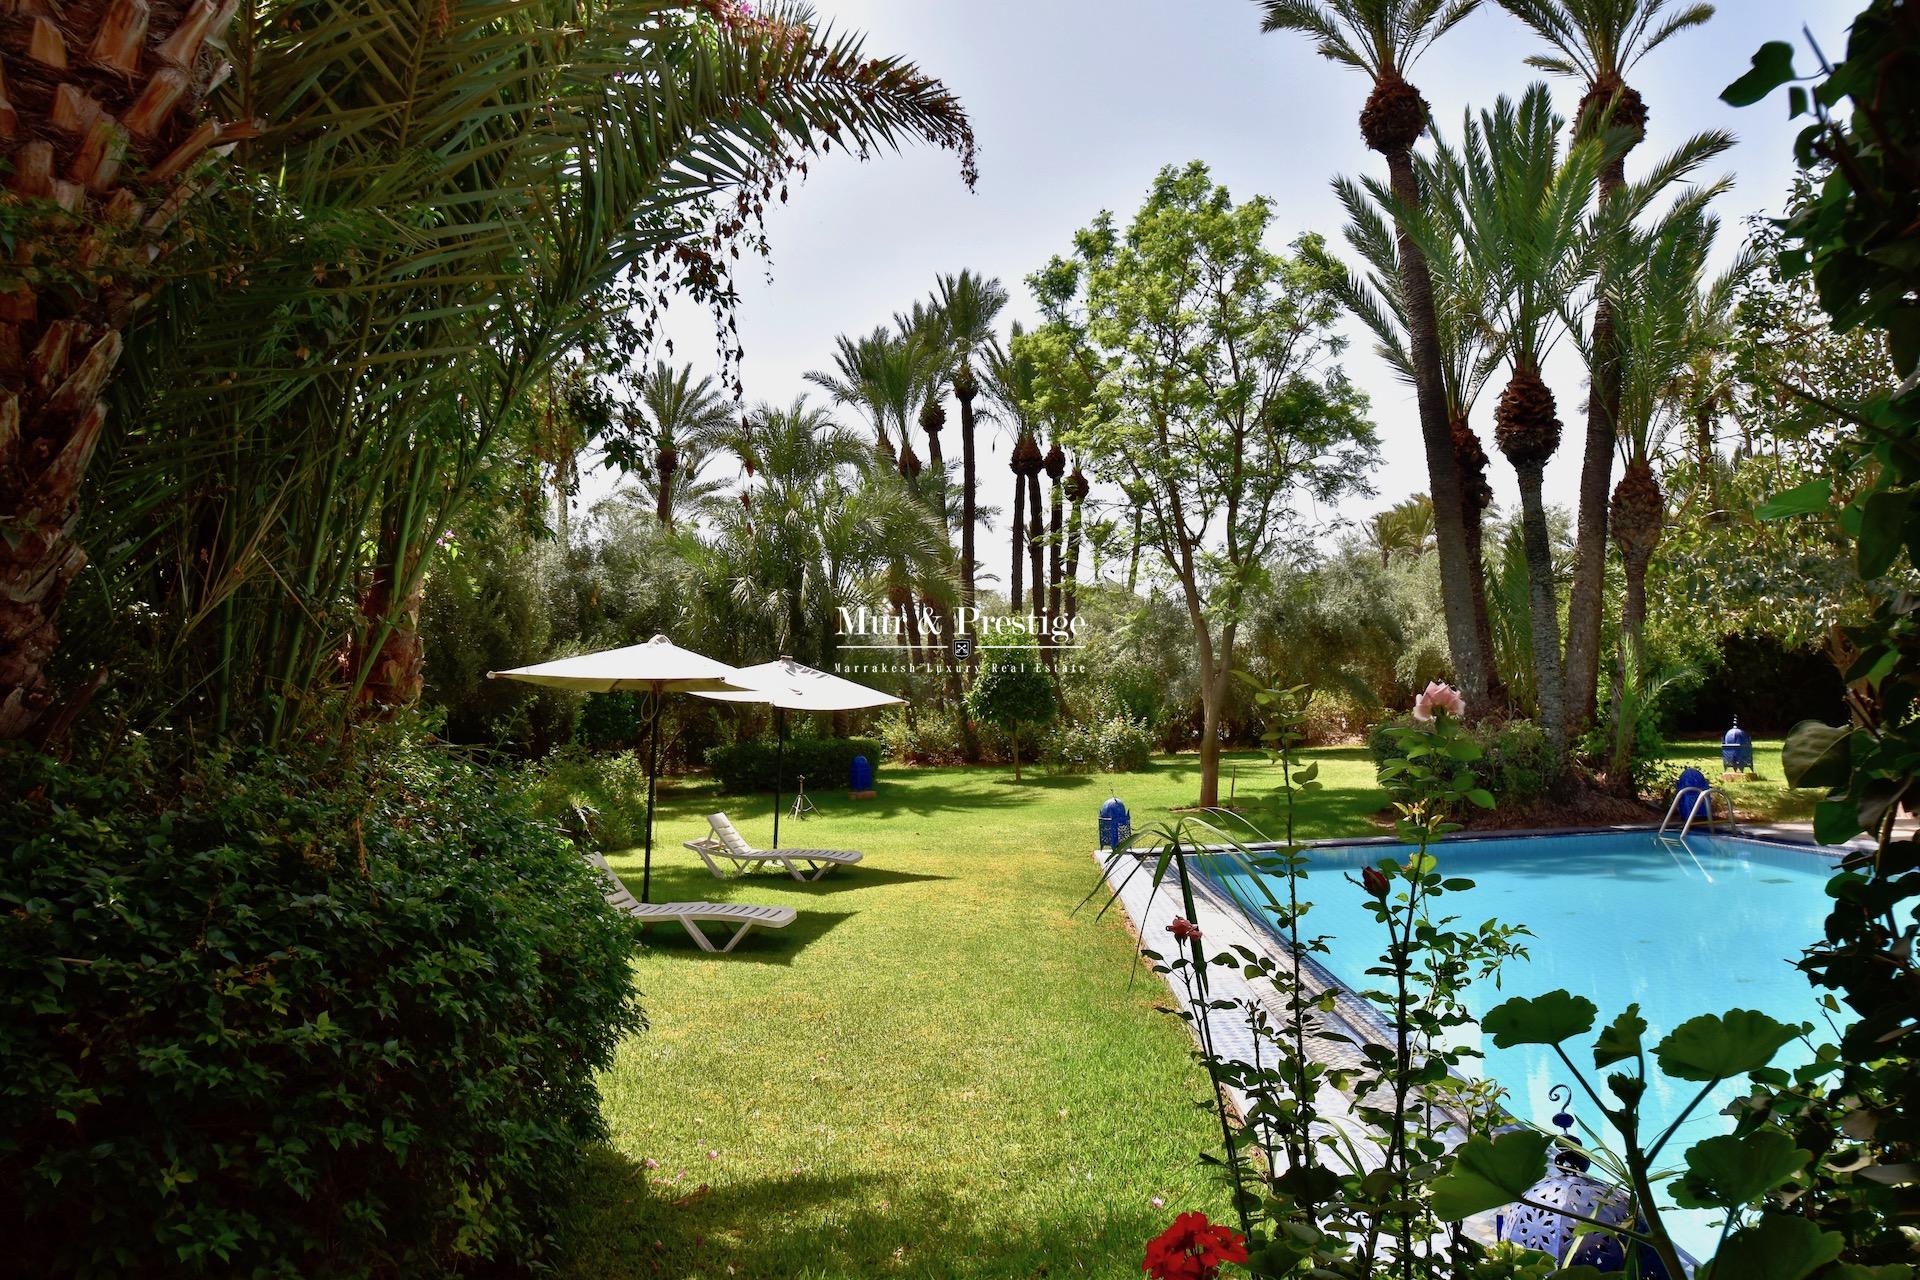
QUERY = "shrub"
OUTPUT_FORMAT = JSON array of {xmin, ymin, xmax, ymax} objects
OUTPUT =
[
  {"xmin": 705, "ymin": 736, "xmax": 887, "ymax": 793},
  {"xmin": 522, "ymin": 746, "xmax": 652, "ymax": 851},
  {"xmin": 1368, "ymin": 715, "xmax": 1556, "ymax": 810},
  {"xmin": 965, "ymin": 648, "xmax": 1057, "ymax": 780},
  {"xmin": 0, "ymin": 736, "xmax": 643, "ymax": 1278},
  {"xmin": 876, "ymin": 709, "xmax": 968, "ymax": 765},
  {"xmin": 1047, "ymin": 712, "xmax": 1156, "ymax": 773}
]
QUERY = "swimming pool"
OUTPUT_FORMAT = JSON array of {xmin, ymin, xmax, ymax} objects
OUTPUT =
[{"xmin": 1197, "ymin": 829, "xmax": 1842, "ymax": 1258}]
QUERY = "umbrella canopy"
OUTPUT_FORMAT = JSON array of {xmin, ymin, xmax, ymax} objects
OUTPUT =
[
  {"xmin": 694, "ymin": 656, "xmax": 906, "ymax": 712},
  {"xmin": 489, "ymin": 635, "xmax": 750, "ymax": 903},
  {"xmin": 487, "ymin": 634, "xmax": 749, "ymax": 694},
  {"xmin": 693, "ymin": 657, "xmax": 903, "ymax": 848}
]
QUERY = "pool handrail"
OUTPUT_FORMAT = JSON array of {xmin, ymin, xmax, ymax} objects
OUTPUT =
[{"xmin": 1659, "ymin": 784, "xmax": 1736, "ymax": 838}]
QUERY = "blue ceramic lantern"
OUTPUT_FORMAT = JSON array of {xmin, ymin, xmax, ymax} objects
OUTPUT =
[
  {"xmin": 849, "ymin": 754, "xmax": 874, "ymax": 793},
  {"xmin": 1099, "ymin": 796, "xmax": 1132, "ymax": 850},
  {"xmin": 1498, "ymin": 1100, "xmax": 1687, "ymax": 1277},
  {"xmin": 1722, "ymin": 717, "xmax": 1754, "ymax": 773}
]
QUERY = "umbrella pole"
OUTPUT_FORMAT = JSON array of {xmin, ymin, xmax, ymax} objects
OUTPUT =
[
  {"xmin": 773, "ymin": 707, "xmax": 786, "ymax": 850},
  {"xmin": 642, "ymin": 690, "xmax": 662, "ymax": 903}
]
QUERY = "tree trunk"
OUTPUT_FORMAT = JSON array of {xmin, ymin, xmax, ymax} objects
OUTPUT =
[
  {"xmin": 655, "ymin": 448, "xmax": 676, "ymax": 528},
  {"xmin": 1026, "ymin": 470, "xmax": 1045, "ymax": 627},
  {"xmin": 0, "ymin": 0, "xmax": 246, "ymax": 741},
  {"xmin": 1064, "ymin": 484, "xmax": 1086, "ymax": 623},
  {"xmin": 1048, "ymin": 473, "xmax": 1064, "ymax": 633},
  {"xmin": 1514, "ymin": 462, "xmax": 1567, "ymax": 766},
  {"xmin": 1127, "ymin": 503, "xmax": 1143, "ymax": 593},
  {"xmin": 1010, "ymin": 462, "xmax": 1026, "ymax": 612},
  {"xmin": 1384, "ymin": 147, "xmax": 1494, "ymax": 710},
  {"xmin": 1195, "ymin": 639, "xmax": 1234, "ymax": 810},
  {"xmin": 1607, "ymin": 552, "xmax": 1651, "ymax": 788},
  {"xmin": 958, "ymin": 373, "xmax": 979, "ymax": 622}
]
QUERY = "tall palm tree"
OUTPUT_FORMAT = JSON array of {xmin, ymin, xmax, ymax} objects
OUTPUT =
[
  {"xmin": 1256, "ymin": 0, "xmax": 1496, "ymax": 709},
  {"xmin": 983, "ymin": 328, "xmax": 1044, "ymax": 614},
  {"xmin": 628, "ymin": 361, "xmax": 734, "ymax": 528},
  {"xmin": 0, "ymin": 0, "xmax": 252, "ymax": 740},
  {"xmin": 1045, "ymin": 439, "xmax": 1067, "ymax": 644},
  {"xmin": 1418, "ymin": 84, "xmax": 1610, "ymax": 764},
  {"xmin": 933, "ymin": 271, "xmax": 1010, "ymax": 622},
  {"xmin": 1063, "ymin": 458, "xmax": 1090, "ymax": 624},
  {"xmin": 1602, "ymin": 208, "xmax": 1745, "ymax": 686},
  {"xmin": 1321, "ymin": 170, "xmax": 1509, "ymax": 705},
  {"xmin": 1497, "ymin": 0, "xmax": 1718, "ymax": 735}
]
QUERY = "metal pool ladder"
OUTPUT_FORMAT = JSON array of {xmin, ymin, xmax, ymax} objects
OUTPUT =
[{"xmin": 1659, "ymin": 784, "xmax": 1737, "ymax": 839}]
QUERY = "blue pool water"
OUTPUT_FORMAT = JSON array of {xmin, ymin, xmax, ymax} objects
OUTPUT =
[{"xmin": 1199, "ymin": 830, "xmax": 1842, "ymax": 1258}]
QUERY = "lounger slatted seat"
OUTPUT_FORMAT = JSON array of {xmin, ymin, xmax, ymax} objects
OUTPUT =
[
  {"xmin": 584, "ymin": 850, "xmax": 795, "ymax": 953},
  {"xmin": 685, "ymin": 813, "xmax": 864, "ymax": 882}
]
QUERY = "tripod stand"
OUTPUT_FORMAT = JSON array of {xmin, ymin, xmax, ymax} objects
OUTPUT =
[{"xmin": 789, "ymin": 773, "xmax": 818, "ymax": 824}]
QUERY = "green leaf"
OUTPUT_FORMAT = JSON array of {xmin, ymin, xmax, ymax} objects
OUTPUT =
[
  {"xmin": 1674, "ymin": 1130, "xmax": 1809, "ymax": 1208},
  {"xmin": 1484, "ymin": 991, "xmax": 1598, "ymax": 1048},
  {"xmin": 1429, "ymin": 1129, "xmax": 1552, "ymax": 1220},
  {"xmin": 1699, "ymin": 1215, "xmax": 1843, "ymax": 1280},
  {"xmin": 1593, "ymin": 1004, "xmax": 1647, "ymax": 1069},
  {"xmin": 1781, "ymin": 721, "xmax": 1852, "ymax": 790},
  {"xmin": 1857, "ymin": 489, "xmax": 1911, "ymax": 578},
  {"xmin": 1755, "ymin": 478, "xmax": 1831, "ymax": 519},
  {"xmin": 1654, "ymin": 1009, "xmax": 1802, "ymax": 1082},
  {"xmin": 1466, "ymin": 788, "xmax": 1496, "ymax": 810},
  {"xmin": 1815, "ymin": 797, "xmax": 1866, "ymax": 845},
  {"xmin": 1721, "ymin": 41, "xmax": 1799, "ymax": 107}
]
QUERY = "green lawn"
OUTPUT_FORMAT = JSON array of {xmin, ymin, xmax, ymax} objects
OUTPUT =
[
  {"xmin": 560, "ymin": 740, "xmax": 1811, "ymax": 1278},
  {"xmin": 1660, "ymin": 738, "xmax": 1822, "ymax": 824},
  {"xmin": 560, "ymin": 749, "xmax": 1382, "ymax": 1280}
]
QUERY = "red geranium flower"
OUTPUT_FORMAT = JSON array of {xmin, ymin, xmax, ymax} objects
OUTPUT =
[
  {"xmin": 1167, "ymin": 916, "xmax": 1203, "ymax": 943},
  {"xmin": 1143, "ymin": 1211, "xmax": 1248, "ymax": 1280}
]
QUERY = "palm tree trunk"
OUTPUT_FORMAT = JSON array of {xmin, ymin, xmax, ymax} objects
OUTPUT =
[
  {"xmin": 1565, "ymin": 144, "xmax": 1633, "ymax": 741},
  {"xmin": 1048, "ymin": 473, "xmax": 1064, "ymax": 633},
  {"xmin": 1514, "ymin": 462, "xmax": 1567, "ymax": 766},
  {"xmin": 0, "ymin": 0, "xmax": 242, "ymax": 741},
  {"xmin": 958, "ymin": 375, "xmax": 979, "ymax": 617},
  {"xmin": 1010, "ymin": 461, "xmax": 1026, "ymax": 612},
  {"xmin": 1026, "ymin": 469, "xmax": 1045, "ymax": 634},
  {"xmin": 1385, "ymin": 147, "xmax": 1495, "ymax": 711}
]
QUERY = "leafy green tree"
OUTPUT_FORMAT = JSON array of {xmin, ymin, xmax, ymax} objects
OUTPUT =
[
  {"xmin": 1033, "ymin": 162, "xmax": 1378, "ymax": 807},
  {"xmin": 965, "ymin": 648, "xmax": 1056, "ymax": 780}
]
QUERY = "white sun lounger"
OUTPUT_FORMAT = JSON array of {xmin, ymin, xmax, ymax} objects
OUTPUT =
[
  {"xmin": 584, "ymin": 850, "xmax": 795, "ymax": 953},
  {"xmin": 685, "ymin": 812, "xmax": 865, "ymax": 882}
]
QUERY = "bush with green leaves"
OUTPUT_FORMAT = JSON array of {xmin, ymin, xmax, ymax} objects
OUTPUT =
[
  {"xmin": 0, "ymin": 735, "xmax": 643, "ymax": 1278},
  {"xmin": 1046, "ymin": 711, "xmax": 1156, "ymax": 773},
  {"xmin": 521, "ymin": 746, "xmax": 653, "ymax": 851},
  {"xmin": 875, "ymin": 708, "xmax": 968, "ymax": 765},
  {"xmin": 704, "ymin": 736, "xmax": 887, "ymax": 793},
  {"xmin": 1367, "ymin": 716, "xmax": 1554, "ymax": 811}
]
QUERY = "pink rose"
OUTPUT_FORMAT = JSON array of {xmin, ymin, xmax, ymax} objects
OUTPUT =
[
  {"xmin": 1412, "ymin": 680, "xmax": 1466, "ymax": 723},
  {"xmin": 1167, "ymin": 917, "xmax": 1202, "ymax": 943}
]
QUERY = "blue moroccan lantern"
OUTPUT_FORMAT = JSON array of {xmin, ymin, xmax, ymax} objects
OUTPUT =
[
  {"xmin": 1497, "ymin": 1095, "xmax": 1688, "ymax": 1277},
  {"xmin": 1722, "ymin": 717, "xmax": 1754, "ymax": 773},
  {"xmin": 849, "ymin": 754, "xmax": 874, "ymax": 794},
  {"xmin": 1099, "ymin": 796, "xmax": 1132, "ymax": 850}
]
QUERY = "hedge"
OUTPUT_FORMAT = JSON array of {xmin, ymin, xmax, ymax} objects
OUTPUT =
[{"xmin": 705, "ymin": 736, "xmax": 887, "ymax": 793}]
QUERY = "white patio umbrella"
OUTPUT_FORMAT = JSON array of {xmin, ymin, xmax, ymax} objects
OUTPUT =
[
  {"xmin": 489, "ymin": 635, "xmax": 750, "ymax": 902},
  {"xmin": 694, "ymin": 656, "xmax": 904, "ymax": 848}
]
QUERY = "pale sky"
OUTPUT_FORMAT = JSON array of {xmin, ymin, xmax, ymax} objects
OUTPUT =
[{"xmin": 585, "ymin": 0, "xmax": 1858, "ymax": 572}]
